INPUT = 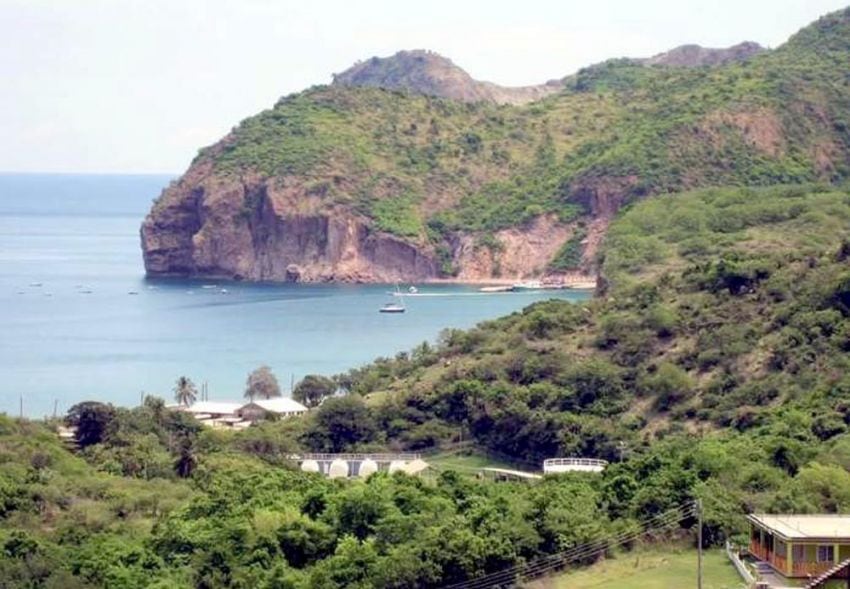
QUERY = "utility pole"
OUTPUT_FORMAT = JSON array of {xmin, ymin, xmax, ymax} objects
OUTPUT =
[
  {"xmin": 19, "ymin": 394, "xmax": 23, "ymax": 419},
  {"xmin": 697, "ymin": 499, "xmax": 703, "ymax": 589}
]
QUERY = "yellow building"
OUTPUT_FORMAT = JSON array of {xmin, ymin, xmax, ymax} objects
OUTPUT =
[{"xmin": 748, "ymin": 514, "xmax": 850, "ymax": 579}]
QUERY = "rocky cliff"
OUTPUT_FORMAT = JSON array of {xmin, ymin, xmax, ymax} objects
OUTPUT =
[
  {"xmin": 142, "ymin": 8, "xmax": 850, "ymax": 283},
  {"xmin": 640, "ymin": 41, "xmax": 764, "ymax": 67},
  {"xmin": 331, "ymin": 50, "xmax": 562, "ymax": 105}
]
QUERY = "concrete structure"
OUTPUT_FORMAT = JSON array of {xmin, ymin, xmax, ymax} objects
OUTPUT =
[
  {"xmin": 294, "ymin": 453, "xmax": 428, "ymax": 479},
  {"xmin": 300, "ymin": 459, "xmax": 320, "ymax": 474},
  {"xmin": 543, "ymin": 458, "xmax": 608, "ymax": 474},
  {"xmin": 358, "ymin": 458, "xmax": 378, "ymax": 478},
  {"xmin": 328, "ymin": 459, "xmax": 349, "ymax": 479},
  {"xmin": 747, "ymin": 514, "xmax": 850, "ymax": 580}
]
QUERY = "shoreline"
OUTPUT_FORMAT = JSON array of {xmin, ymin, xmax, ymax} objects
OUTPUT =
[{"xmin": 145, "ymin": 274, "xmax": 599, "ymax": 288}]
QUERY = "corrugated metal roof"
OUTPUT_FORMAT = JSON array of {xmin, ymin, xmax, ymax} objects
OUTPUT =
[
  {"xmin": 748, "ymin": 514, "xmax": 850, "ymax": 540},
  {"xmin": 182, "ymin": 401, "xmax": 242, "ymax": 415},
  {"xmin": 253, "ymin": 398, "xmax": 308, "ymax": 413}
]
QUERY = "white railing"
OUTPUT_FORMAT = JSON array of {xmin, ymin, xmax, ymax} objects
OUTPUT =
[
  {"xmin": 297, "ymin": 453, "xmax": 421, "ymax": 462},
  {"xmin": 725, "ymin": 541, "xmax": 755, "ymax": 586},
  {"xmin": 543, "ymin": 458, "xmax": 608, "ymax": 468}
]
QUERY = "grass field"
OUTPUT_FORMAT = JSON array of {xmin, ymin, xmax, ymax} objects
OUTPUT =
[
  {"xmin": 426, "ymin": 450, "xmax": 529, "ymax": 474},
  {"xmin": 538, "ymin": 548, "xmax": 745, "ymax": 589}
]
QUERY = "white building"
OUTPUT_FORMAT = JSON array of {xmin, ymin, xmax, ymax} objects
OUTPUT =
[{"xmin": 172, "ymin": 398, "xmax": 308, "ymax": 428}]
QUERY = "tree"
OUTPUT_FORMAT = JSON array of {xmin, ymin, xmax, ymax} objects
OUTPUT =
[
  {"xmin": 174, "ymin": 436, "xmax": 197, "ymax": 478},
  {"xmin": 245, "ymin": 366, "xmax": 282, "ymax": 401},
  {"xmin": 65, "ymin": 402, "xmax": 115, "ymax": 448},
  {"xmin": 173, "ymin": 376, "xmax": 197, "ymax": 406},
  {"xmin": 305, "ymin": 396, "xmax": 376, "ymax": 452},
  {"xmin": 293, "ymin": 375, "xmax": 336, "ymax": 408}
]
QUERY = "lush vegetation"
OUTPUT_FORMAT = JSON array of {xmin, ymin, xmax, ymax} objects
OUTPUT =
[
  {"xmin": 194, "ymin": 9, "xmax": 850, "ymax": 277},
  {"xmin": 9, "ymin": 9, "xmax": 850, "ymax": 588},
  {"xmin": 7, "ymin": 183, "xmax": 850, "ymax": 587}
]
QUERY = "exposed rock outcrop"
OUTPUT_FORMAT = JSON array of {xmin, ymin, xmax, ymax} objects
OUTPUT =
[
  {"xmin": 332, "ymin": 50, "xmax": 562, "ymax": 105},
  {"xmin": 640, "ymin": 41, "xmax": 765, "ymax": 67},
  {"xmin": 142, "ymin": 166, "xmax": 440, "ymax": 282}
]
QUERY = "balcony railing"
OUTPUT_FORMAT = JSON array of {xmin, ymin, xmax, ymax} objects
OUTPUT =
[{"xmin": 749, "ymin": 540, "xmax": 835, "ymax": 578}]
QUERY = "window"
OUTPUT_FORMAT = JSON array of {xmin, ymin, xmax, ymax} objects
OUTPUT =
[
  {"xmin": 817, "ymin": 545, "xmax": 835, "ymax": 563},
  {"xmin": 793, "ymin": 545, "xmax": 805, "ymax": 562}
]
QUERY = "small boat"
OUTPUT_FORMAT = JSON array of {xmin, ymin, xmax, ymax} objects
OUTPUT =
[
  {"xmin": 201, "ymin": 284, "xmax": 218, "ymax": 289},
  {"xmin": 29, "ymin": 282, "xmax": 43, "ymax": 287},
  {"xmin": 219, "ymin": 288, "xmax": 229, "ymax": 294},
  {"xmin": 408, "ymin": 286, "xmax": 418, "ymax": 294},
  {"xmin": 380, "ymin": 284, "xmax": 406, "ymax": 313},
  {"xmin": 479, "ymin": 285, "xmax": 514, "ymax": 293},
  {"xmin": 128, "ymin": 291, "xmax": 139, "ymax": 295},
  {"xmin": 79, "ymin": 290, "xmax": 93, "ymax": 294}
]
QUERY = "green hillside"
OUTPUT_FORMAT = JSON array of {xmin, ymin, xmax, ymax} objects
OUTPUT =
[
  {"xmin": 200, "ymin": 8, "xmax": 850, "ymax": 251},
  {"xmin": 7, "ymin": 182, "xmax": 850, "ymax": 588}
]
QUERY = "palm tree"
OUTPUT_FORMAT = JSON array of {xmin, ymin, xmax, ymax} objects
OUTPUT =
[{"xmin": 173, "ymin": 376, "xmax": 197, "ymax": 406}]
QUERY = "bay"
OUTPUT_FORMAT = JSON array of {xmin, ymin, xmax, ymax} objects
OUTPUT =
[{"xmin": 0, "ymin": 174, "xmax": 590, "ymax": 417}]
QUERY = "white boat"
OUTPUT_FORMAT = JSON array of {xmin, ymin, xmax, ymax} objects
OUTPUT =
[
  {"xmin": 408, "ymin": 286, "xmax": 418, "ymax": 294},
  {"xmin": 380, "ymin": 284, "xmax": 406, "ymax": 313},
  {"xmin": 512, "ymin": 280, "xmax": 543, "ymax": 290},
  {"xmin": 479, "ymin": 285, "xmax": 514, "ymax": 293}
]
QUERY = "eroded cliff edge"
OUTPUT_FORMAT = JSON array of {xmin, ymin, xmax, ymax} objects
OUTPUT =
[{"xmin": 141, "ymin": 160, "xmax": 588, "ymax": 283}]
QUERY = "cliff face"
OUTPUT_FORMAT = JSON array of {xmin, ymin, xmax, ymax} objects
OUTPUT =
[
  {"xmin": 141, "ymin": 163, "xmax": 585, "ymax": 282},
  {"xmin": 142, "ymin": 164, "xmax": 439, "ymax": 282},
  {"xmin": 142, "ymin": 9, "xmax": 850, "ymax": 283}
]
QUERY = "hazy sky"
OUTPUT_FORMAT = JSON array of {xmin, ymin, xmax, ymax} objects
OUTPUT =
[{"xmin": 2, "ymin": 0, "xmax": 847, "ymax": 174}]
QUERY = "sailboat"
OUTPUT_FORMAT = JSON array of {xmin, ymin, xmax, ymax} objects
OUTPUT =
[{"xmin": 379, "ymin": 284, "xmax": 406, "ymax": 313}]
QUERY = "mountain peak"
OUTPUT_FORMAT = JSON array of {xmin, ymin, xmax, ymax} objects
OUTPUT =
[
  {"xmin": 641, "ymin": 41, "xmax": 765, "ymax": 67},
  {"xmin": 332, "ymin": 50, "xmax": 561, "ymax": 105}
]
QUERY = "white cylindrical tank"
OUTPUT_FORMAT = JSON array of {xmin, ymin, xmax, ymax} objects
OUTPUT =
[
  {"xmin": 388, "ymin": 460, "xmax": 407, "ymax": 474},
  {"xmin": 358, "ymin": 458, "xmax": 378, "ymax": 478},
  {"xmin": 328, "ymin": 459, "xmax": 349, "ymax": 479},
  {"xmin": 300, "ymin": 459, "xmax": 320, "ymax": 474}
]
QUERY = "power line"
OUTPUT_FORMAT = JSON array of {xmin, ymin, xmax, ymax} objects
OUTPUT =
[{"xmin": 441, "ymin": 502, "xmax": 698, "ymax": 589}]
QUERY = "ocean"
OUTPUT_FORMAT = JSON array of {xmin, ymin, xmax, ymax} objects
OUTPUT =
[{"xmin": 0, "ymin": 173, "xmax": 590, "ymax": 417}]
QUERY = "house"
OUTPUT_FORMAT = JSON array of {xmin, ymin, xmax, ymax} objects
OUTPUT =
[
  {"xmin": 238, "ymin": 398, "xmax": 308, "ymax": 422},
  {"xmin": 747, "ymin": 514, "xmax": 850, "ymax": 579},
  {"xmin": 173, "ymin": 398, "xmax": 308, "ymax": 427},
  {"xmin": 177, "ymin": 401, "xmax": 243, "ymax": 420}
]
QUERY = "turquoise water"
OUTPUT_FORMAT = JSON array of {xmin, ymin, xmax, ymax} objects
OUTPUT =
[{"xmin": 0, "ymin": 174, "xmax": 591, "ymax": 417}]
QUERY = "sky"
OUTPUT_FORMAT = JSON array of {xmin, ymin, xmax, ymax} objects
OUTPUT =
[{"xmin": 1, "ymin": 0, "xmax": 848, "ymax": 174}]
